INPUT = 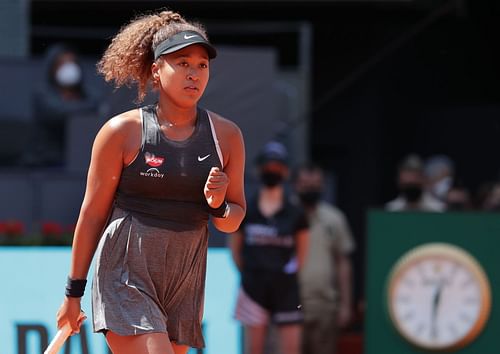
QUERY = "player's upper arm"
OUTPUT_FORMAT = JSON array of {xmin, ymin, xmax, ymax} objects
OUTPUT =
[{"xmin": 79, "ymin": 111, "xmax": 141, "ymax": 220}]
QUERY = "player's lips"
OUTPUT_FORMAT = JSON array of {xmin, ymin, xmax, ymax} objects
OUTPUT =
[{"xmin": 184, "ymin": 85, "xmax": 199, "ymax": 91}]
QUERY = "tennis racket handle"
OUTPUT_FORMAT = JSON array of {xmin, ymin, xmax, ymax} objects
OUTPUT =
[{"xmin": 44, "ymin": 323, "xmax": 71, "ymax": 354}]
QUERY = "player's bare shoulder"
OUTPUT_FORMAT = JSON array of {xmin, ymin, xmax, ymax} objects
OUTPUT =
[
  {"xmin": 207, "ymin": 110, "xmax": 243, "ymax": 140},
  {"xmin": 96, "ymin": 108, "xmax": 141, "ymax": 142},
  {"xmin": 91, "ymin": 108, "xmax": 142, "ymax": 156},
  {"xmin": 106, "ymin": 108, "xmax": 141, "ymax": 135}
]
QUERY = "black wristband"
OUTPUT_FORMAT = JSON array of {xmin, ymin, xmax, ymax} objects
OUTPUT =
[
  {"xmin": 208, "ymin": 200, "xmax": 229, "ymax": 218},
  {"xmin": 65, "ymin": 277, "xmax": 87, "ymax": 298}
]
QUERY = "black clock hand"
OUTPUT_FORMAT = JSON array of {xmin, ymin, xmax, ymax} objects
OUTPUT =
[
  {"xmin": 434, "ymin": 281, "xmax": 442, "ymax": 309},
  {"xmin": 430, "ymin": 280, "xmax": 443, "ymax": 339}
]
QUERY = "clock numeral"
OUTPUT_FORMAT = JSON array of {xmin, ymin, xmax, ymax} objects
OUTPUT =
[
  {"xmin": 415, "ymin": 323, "xmax": 425, "ymax": 336},
  {"xmin": 459, "ymin": 312, "xmax": 473, "ymax": 323},
  {"xmin": 448, "ymin": 262, "xmax": 459, "ymax": 281},
  {"xmin": 448, "ymin": 323, "xmax": 458, "ymax": 336},
  {"xmin": 432, "ymin": 260, "xmax": 442, "ymax": 274},
  {"xmin": 461, "ymin": 277, "xmax": 474, "ymax": 289},
  {"xmin": 417, "ymin": 264, "xmax": 427, "ymax": 283},
  {"xmin": 464, "ymin": 297, "xmax": 479, "ymax": 305},
  {"xmin": 402, "ymin": 311, "xmax": 415, "ymax": 321},
  {"xmin": 397, "ymin": 295, "xmax": 411, "ymax": 303},
  {"xmin": 402, "ymin": 278, "xmax": 414, "ymax": 288},
  {"xmin": 430, "ymin": 325, "xmax": 439, "ymax": 340}
]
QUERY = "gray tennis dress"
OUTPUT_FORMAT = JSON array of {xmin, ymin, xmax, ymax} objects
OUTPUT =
[{"xmin": 91, "ymin": 104, "xmax": 223, "ymax": 348}]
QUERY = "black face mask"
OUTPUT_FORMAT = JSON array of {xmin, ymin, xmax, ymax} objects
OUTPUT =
[
  {"xmin": 400, "ymin": 184, "xmax": 423, "ymax": 203},
  {"xmin": 260, "ymin": 172, "xmax": 284, "ymax": 187},
  {"xmin": 298, "ymin": 190, "xmax": 322, "ymax": 206}
]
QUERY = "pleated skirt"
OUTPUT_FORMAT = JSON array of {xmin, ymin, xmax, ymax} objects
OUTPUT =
[{"xmin": 91, "ymin": 206, "xmax": 208, "ymax": 348}]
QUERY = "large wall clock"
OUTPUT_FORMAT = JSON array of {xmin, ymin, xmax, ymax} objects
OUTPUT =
[{"xmin": 386, "ymin": 242, "xmax": 492, "ymax": 351}]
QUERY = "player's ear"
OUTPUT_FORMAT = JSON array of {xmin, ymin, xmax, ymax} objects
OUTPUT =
[
  {"xmin": 151, "ymin": 62, "xmax": 161, "ymax": 86},
  {"xmin": 151, "ymin": 62, "xmax": 160, "ymax": 80}
]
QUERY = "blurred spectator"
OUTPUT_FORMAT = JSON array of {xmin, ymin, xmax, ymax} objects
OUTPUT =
[
  {"xmin": 385, "ymin": 154, "xmax": 445, "ymax": 212},
  {"xmin": 293, "ymin": 162, "xmax": 355, "ymax": 354},
  {"xmin": 27, "ymin": 42, "xmax": 103, "ymax": 166},
  {"xmin": 423, "ymin": 154, "xmax": 455, "ymax": 203},
  {"xmin": 229, "ymin": 141, "xmax": 309, "ymax": 354},
  {"xmin": 444, "ymin": 178, "xmax": 472, "ymax": 211},
  {"xmin": 480, "ymin": 180, "xmax": 500, "ymax": 211},
  {"xmin": 473, "ymin": 181, "xmax": 495, "ymax": 210}
]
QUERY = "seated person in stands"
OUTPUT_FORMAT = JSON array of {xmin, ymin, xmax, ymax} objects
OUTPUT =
[
  {"xmin": 385, "ymin": 154, "xmax": 445, "ymax": 212},
  {"xmin": 30, "ymin": 42, "xmax": 103, "ymax": 166}
]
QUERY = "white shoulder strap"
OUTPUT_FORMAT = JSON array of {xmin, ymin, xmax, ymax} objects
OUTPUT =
[{"xmin": 206, "ymin": 111, "xmax": 224, "ymax": 168}]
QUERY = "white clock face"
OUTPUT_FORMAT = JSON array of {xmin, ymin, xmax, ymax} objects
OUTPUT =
[{"xmin": 388, "ymin": 244, "xmax": 491, "ymax": 351}]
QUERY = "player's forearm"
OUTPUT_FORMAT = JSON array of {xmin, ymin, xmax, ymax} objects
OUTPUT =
[{"xmin": 68, "ymin": 211, "xmax": 109, "ymax": 279}]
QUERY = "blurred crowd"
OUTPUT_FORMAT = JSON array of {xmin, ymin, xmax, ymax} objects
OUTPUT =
[{"xmin": 385, "ymin": 153, "xmax": 500, "ymax": 213}]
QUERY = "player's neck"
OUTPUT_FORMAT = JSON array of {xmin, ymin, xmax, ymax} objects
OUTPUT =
[{"xmin": 156, "ymin": 101, "xmax": 197, "ymax": 128}]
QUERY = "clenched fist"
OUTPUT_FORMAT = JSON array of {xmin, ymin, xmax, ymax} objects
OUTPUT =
[{"xmin": 204, "ymin": 167, "xmax": 229, "ymax": 208}]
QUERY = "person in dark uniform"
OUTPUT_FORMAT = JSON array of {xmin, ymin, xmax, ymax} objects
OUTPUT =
[
  {"xmin": 54, "ymin": 9, "xmax": 246, "ymax": 354},
  {"xmin": 229, "ymin": 141, "xmax": 309, "ymax": 354}
]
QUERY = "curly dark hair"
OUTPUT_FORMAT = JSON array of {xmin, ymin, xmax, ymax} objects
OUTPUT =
[{"xmin": 97, "ymin": 9, "xmax": 209, "ymax": 103}]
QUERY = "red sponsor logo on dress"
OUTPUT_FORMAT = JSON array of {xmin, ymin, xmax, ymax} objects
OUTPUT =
[{"xmin": 144, "ymin": 152, "xmax": 164, "ymax": 167}]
